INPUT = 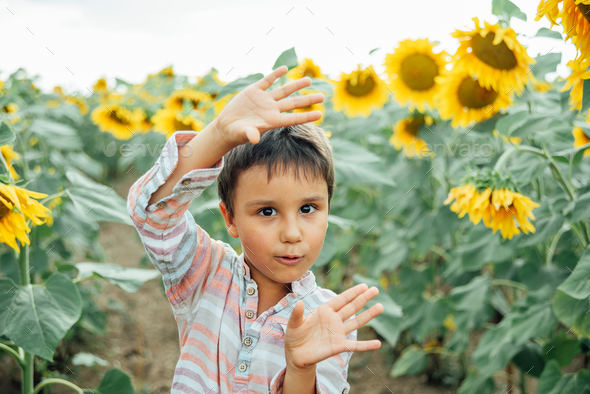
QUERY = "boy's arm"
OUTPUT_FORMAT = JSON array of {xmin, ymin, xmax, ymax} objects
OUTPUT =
[{"xmin": 127, "ymin": 127, "xmax": 229, "ymax": 317}]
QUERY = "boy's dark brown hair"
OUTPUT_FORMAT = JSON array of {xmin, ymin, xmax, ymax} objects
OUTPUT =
[{"xmin": 217, "ymin": 123, "xmax": 335, "ymax": 218}]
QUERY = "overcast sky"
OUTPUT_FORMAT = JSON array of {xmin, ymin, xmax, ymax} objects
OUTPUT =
[{"xmin": 0, "ymin": 0, "xmax": 576, "ymax": 94}]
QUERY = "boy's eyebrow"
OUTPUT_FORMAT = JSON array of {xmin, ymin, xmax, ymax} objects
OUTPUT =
[{"xmin": 245, "ymin": 194, "xmax": 326, "ymax": 207}]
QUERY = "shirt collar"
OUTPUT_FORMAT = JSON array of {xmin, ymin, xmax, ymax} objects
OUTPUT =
[{"xmin": 240, "ymin": 253, "xmax": 317, "ymax": 297}]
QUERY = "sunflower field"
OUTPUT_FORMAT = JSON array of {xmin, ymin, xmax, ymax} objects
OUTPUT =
[{"xmin": 2, "ymin": 0, "xmax": 590, "ymax": 393}]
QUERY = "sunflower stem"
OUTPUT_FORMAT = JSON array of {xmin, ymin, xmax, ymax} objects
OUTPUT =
[
  {"xmin": 491, "ymin": 279, "xmax": 528, "ymax": 292},
  {"xmin": 546, "ymin": 224, "xmax": 569, "ymax": 265},
  {"xmin": 0, "ymin": 342, "xmax": 25, "ymax": 370},
  {"xmin": 18, "ymin": 243, "xmax": 34, "ymax": 394},
  {"xmin": 32, "ymin": 379, "xmax": 84, "ymax": 394},
  {"xmin": 543, "ymin": 144, "xmax": 576, "ymax": 201}
]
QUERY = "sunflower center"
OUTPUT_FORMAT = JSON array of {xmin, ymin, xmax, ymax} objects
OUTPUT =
[
  {"xmin": 109, "ymin": 109, "xmax": 132, "ymax": 126},
  {"xmin": 0, "ymin": 193, "xmax": 11, "ymax": 220},
  {"xmin": 345, "ymin": 74, "xmax": 375, "ymax": 97},
  {"xmin": 406, "ymin": 116, "xmax": 425, "ymax": 136},
  {"xmin": 578, "ymin": 3, "xmax": 590, "ymax": 24},
  {"xmin": 174, "ymin": 117, "xmax": 196, "ymax": 131},
  {"xmin": 457, "ymin": 77, "xmax": 498, "ymax": 109},
  {"xmin": 400, "ymin": 54, "xmax": 439, "ymax": 91},
  {"xmin": 470, "ymin": 32, "xmax": 517, "ymax": 70},
  {"xmin": 304, "ymin": 69, "xmax": 317, "ymax": 78}
]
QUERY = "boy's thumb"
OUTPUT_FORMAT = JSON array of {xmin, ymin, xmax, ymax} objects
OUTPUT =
[
  {"xmin": 288, "ymin": 300, "xmax": 305, "ymax": 328},
  {"xmin": 244, "ymin": 126, "xmax": 260, "ymax": 145}
]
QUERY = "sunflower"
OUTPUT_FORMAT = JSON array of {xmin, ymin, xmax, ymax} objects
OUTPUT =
[
  {"xmin": 151, "ymin": 108, "xmax": 204, "ymax": 138},
  {"xmin": 536, "ymin": 0, "xmax": 590, "ymax": 62},
  {"xmin": 444, "ymin": 183, "xmax": 540, "ymax": 239},
  {"xmin": 573, "ymin": 113, "xmax": 590, "ymax": 156},
  {"xmin": 210, "ymin": 92, "xmax": 238, "ymax": 116},
  {"xmin": 90, "ymin": 103, "xmax": 144, "ymax": 140},
  {"xmin": 65, "ymin": 96, "xmax": 89, "ymax": 115},
  {"xmin": 383, "ymin": 38, "xmax": 450, "ymax": 112},
  {"xmin": 560, "ymin": 57, "xmax": 590, "ymax": 111},
  {"xmin": 164, "ymin": 89, "xmax": 212, "ymax": 114},
  {"xmin": 451, "ymin": 17, "xmax": 535, "ymax": 96},
  {"xmin": 1, "ymin": 145, "xmax": 20, "ymax": 180},
  {"xmin": 287, "ymin": 58, "xmax": 326, "ymax": 80},
  {"xmin": 1, "ymin": 103, "xmax": 21, "ymax": 125},
  {"xmin": 0, "ymin": 183, "xmax": 51, "ymax": 251},
  {"xmin": 92, "ymin": 78, "xmax": 109, "ymax": 94},
  {"xmin": 332, "ymin": 65, "xmax": 389, "ymax": 117},
  {"xmin": 435, "ymin": 68, "xmax": 512, "ymax": 128},
  {"xmin": 390, "ymin": 115, "xmax": 433, "ymax": 158},
  {"xmin": 292, "ymin": 89, "xmax": 325, "ymax": 125},
  {"xmin": 131, "ymin": 107, "xmax": 154, "ymax": 133}
]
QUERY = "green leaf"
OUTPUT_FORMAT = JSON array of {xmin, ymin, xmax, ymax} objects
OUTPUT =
[
  {"xmin": 449, "ymin": 274, "xmax": 494, "ymax": 332},
  {"xmin": 552, "ymin": 290, "xmax": 590, "ymax": 337},
  {"xmin": 390, "ymin": 345, "xmax": 428, "ymax": 377},
  {"xmin": 538, "ymin": 360, "xmax": 563, "ymax": 394},
  {"xmin": 28, "ymin": 118, "xmax": 83, "ymax": 150},
  {"xmin": 492, "ymin": 0, "xmax": 527, "ymax": 21},
  {"xmin": 369, "ymin": 47, "xmax": 380, "ymax": 55},
  {"xmin": 457, "ymin": 368, "xmax": 495, "ymax": 394},
  {"xmin": 66, "ymin": 169, "xmax": 133, "ymax": 226},
  {"xmin": 0, "ymin": 121, "xmax": 16, "ymax": 146},
  {"xmin": 532, "ymin": 53, "xmax": 562, "ymax": 80},
  {"xmin": 569, "ymin": 192, "xmax": 590, "ymax": 222},
  {"xmin": 331, "ymin": 139, "xmax": 395, "ymax": 186},
  {"xmin": 0, "ymin": 274, "xmax": 82, "ymax": 361},
  {"xmin": 542, "ymin": 331, "xmax": 581, "ymax": 367},
  {"xmin": 72, "ymin": 352, "xmax": 110, "ymax": 367},
  {"xmin": 557, "ymin": 247, "xmax": 590, "ymax": 299},
  {"xmin": 512, "ymin": 341, "xmax": 545, "ymax": 378},
  {"xmin": 94, "ymin": 368, "xmax": 135, "ymax": 394},
  {"xmin": 562, "ymin": 369, "xmax": 590, "ymax": 393},
  {"xmin": 217, "ymin": 73, "xmax": 264, "ymax": 100},
  {"xmin": 353, "ymin": 273, "xmax": 403, "ymax": 347},
  {"xmin": 75, "ymin": 262, "xmax": 160, "ymax": 293},
  {"xmin": 534, "ymin": 27, "xmax": 563, "ymax": 40},
  {"xmin": 272, "ymin": 47, "xmax": 298, "ymax": 71},
  {"xmin": 582, "ymin": 78, "xmax": 590, "ymax": 115}
]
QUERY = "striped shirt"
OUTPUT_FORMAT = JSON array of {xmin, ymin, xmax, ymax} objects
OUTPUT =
[{"xmin": 127, "ymin": 130, "xmax": 356, "ymax": 394}]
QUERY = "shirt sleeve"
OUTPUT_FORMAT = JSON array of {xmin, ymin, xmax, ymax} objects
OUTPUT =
[
  {"xmin": 268, "ymin": 326, "xmax": 356, "ymax": 394},
  {"xmin": 126, "ymin": 130, "xmax": 227, "ymax": 318}
]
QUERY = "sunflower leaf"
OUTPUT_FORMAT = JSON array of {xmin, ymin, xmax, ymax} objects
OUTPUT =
[
  {"xmin": 582, "ymin": 79, "xmax": 590, "ymax": 115},
  {"xmin": 492, "ymin": 0, "xmax": 527, "ymax": 22},
  {"xmin": 0, "ymin": 121, "xmax": 16, "ymax": 146},
  {"xmin": 532, "ymin": 53, "xmax": 562, "ymax": 80},
  {"xmin": 272, "ymin": 47, "xmax": 298, "ymax": 71},
  {"xmin": 557, "ymin": 247, "xmax": 590, "ymax": 299},
  {"xmin": 534, "ymin": 27, "xmax": 563, "ymax": 40},
  {"xmin": 0, "ymin": 274, "xmax": 83, "ymax": 361}
]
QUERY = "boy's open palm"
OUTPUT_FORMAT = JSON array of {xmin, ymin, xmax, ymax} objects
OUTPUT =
[
  {"xmin": 284, "ymin": 283, "xmax": 384, "ymax": 370},
  {"xmin": 214, "ymin": 65, "xmax": 325, "ymax": 147}
]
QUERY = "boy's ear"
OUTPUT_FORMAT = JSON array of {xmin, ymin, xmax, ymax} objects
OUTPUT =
[{"xmin": 219, "ymin": 201, "xmax": 239, "ymax": 238}]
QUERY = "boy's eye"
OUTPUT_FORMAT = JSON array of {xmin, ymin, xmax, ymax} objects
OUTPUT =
[{"xmin": 256, "ymin": 204, "xmax": 318, "ymax": 217}]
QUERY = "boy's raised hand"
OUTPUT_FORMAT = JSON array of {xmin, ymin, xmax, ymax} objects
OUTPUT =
[
  {"xmin": 213, "ymin": 65, "xmax": 325, "ymax": 147},
  {"xmin": 284, "ymin": 283, "xmax": 384, "ymax": 371}
]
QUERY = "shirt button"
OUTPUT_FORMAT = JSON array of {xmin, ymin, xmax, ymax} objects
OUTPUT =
[
  {"xmin": 342, "ymin": 389, "xmax": 349, "ymax": 394},
  {"xmin": 244, "ymin": 337, "xmax": 252, "ymax": 346},
  {"xmin": 247, "ymin": 287, "xmax": 255, "ymax": 296},
  {"xmin": 181, "ymin": 179, "xmax": 191, "ymax": 186},
  {"xmin": 242, "ymin": 266, "xmax": 246, "ymax": 275},
  {"xmin": 238, "ymin": 362, "xmax": 247, "ymax": 372},
  {"xmin": 156, "ymin": 202, "xmax": 167, "ymax": 209},
  {"xmin": 246, "ymin": 310, "xmax": 254, "ymax": 318}
]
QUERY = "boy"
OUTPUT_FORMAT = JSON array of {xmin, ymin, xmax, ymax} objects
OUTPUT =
[{"xmin": 127, "ymin": 65, "xmax": 384, "ymax": 394}]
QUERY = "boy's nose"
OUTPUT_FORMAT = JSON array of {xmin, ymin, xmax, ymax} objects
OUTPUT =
[{"xmin": 280, "ymin": 216, "xmax": 303, "ymax": 243}]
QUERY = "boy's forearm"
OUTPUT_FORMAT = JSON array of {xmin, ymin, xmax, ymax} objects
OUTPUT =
[
  {"xmin": 148, "ymin": 119, "xmax": 234, "ymax": 205},
  {"xmin": 282, "ymin": 363, "xmax": 317, "ymax": 394}
]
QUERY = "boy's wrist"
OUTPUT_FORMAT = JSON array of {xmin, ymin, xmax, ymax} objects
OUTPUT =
[{"xmin": 204, "ymin": 117, "xmax": 237, "ymax": 154}]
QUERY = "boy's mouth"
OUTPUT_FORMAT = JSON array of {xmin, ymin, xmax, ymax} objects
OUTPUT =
[{"xmin": 275, "ymin": 255, "xmax": 303, "ymax": 265}]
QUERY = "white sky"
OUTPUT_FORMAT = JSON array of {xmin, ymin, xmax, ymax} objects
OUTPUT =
[{"xmin": 0, "ymin": 0, "xmax": 577, "ymax": 94}]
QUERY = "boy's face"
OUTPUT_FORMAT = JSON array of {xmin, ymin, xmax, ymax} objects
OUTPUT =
[{"xmin": 219, "ymin": 164, "xmax": 329, "ymax": 296}]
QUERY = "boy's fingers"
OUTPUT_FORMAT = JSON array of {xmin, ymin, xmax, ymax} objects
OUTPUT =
[
  {"xmin": 343, "ymin": 303, "xmax": 384, "ymax": 334},
  {"xmin": 279, "ymin": 111, "xmax": 323, "ymax": 127},
  {"xmin": 337, "ymin": 287, "xmax": 379, "ymax": 322},
  {"xmin": 344, "ymin": 338, "xmax": 382, "ymax": 353},
  {"xmin": 255, "ymin": 66, "xmax": 288, "ymax": 91},
  {"xmin": 277, "ymin": 93, "xmax": 324, "ymax": 113},
  {"xmin": 243, "ymin": 126, "xmax": 260, "ymax": 145},
  {"xmin": 270, "ymin": 77, "xmax": 312, "ymax": 101},
  {"xmin": 325, "ymin": 283, "xmax": 368, "ymax": 312}
]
